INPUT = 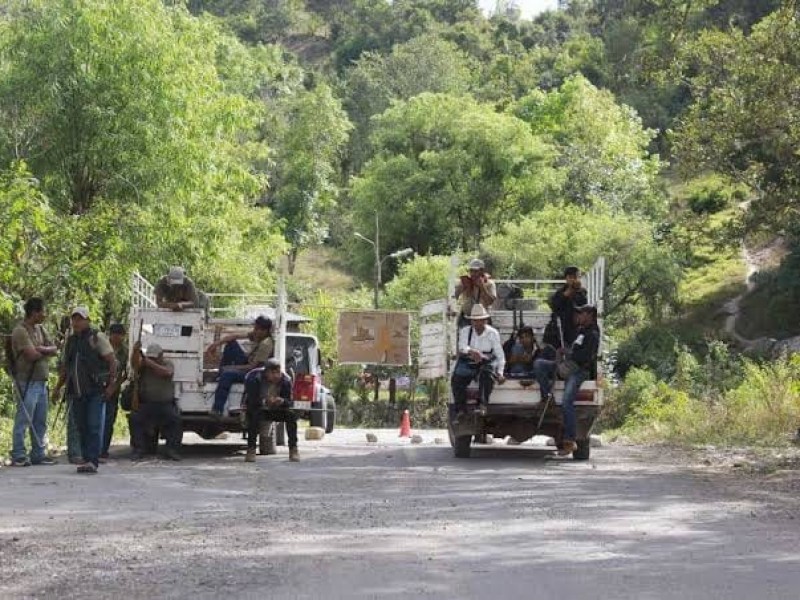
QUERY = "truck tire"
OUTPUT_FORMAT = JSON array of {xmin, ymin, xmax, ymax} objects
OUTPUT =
[
  {"xmin": 325, "ymin": 400, "xmax": 336, "ymax": 434},
  {"xmin": 573, "ymin": 438, "xmax": 591, "ymax": 460},
  {"xmin": 309, "ymin": 407, "xmax": 326, "ymax": 429},
  {"xmin": 454, "ymin": 435, "xmax": 472, "ymax": 458},
  {"xmin": 259, "ymin": 421, "xmax": 276, "ymax": 455},
  {"xmin": 275, "ymin": 421, "xmax": 286, "ymax": 446}
]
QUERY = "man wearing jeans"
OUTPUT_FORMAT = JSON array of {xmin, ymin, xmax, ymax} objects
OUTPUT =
[
  {"xmin": 243, "ymin": 358, "xmax": 299, "ymax": 463},
  {"xmin": 208, "ymin": 316, "xmax": 274, "ymax": 416},
  {"xmin": 9, "ymin": 298, "xmax": 58, "ymax": 467},
  {"xmin": 53, "ymin": 307, "xmax": 117, "ymax": 474},
  {"xmin": 533, "ymin": 305, "xmax": 600, "ymax": 456}
]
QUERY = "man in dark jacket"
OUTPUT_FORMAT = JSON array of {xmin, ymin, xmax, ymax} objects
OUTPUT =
[
  {"xmin": 548, "ymin": 266, "xmax": 588, "ymax": 347},
  {"xmin": 243, "ymin": 358, "xmax": 299, "ymax": 463},
  {"xmin": 533, "ymin": 305, "xmax": 600, "ymax": 456},
  {"xmin": 52, "ymin": 307, "xmax": 117, "ymax": 474}
]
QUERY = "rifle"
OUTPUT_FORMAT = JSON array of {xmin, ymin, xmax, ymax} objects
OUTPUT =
[{"xmin": 130, "ymin": 320, "xmax": 144, "ymax": 412}]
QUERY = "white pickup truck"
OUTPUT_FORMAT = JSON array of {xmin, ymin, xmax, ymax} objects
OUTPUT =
[
  {"xmin": 418, "ymin": 258, "xmax": 606, "ymax": 460},
  {"xmin": 128, "ymin": 274, "xmax": 336, "ymax": 453}
]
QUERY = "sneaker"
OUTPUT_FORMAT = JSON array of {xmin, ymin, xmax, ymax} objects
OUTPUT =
[
  {"xmin": 11, "ymin": 457, "xmax": 31, "ymax": 467},
  {"xmin": 76, "ymin": 463, "xmax": 98, "ymax": 474},
  {"xmin": 288, "ymin": 448, "xmax": 300, "ymax": 462},
  {"xmin": 31, "ymin": 457, "xmax": 57, "ymax": 466},
  {"xmin": 245, "ymin": 449, "xmax": 256, "ymax": 463},
  {"xmin": 163, "ymin": 449, "xmax": 182, "ymax": 462},
  {"xmin": 557, "ymin": 440, "xmax": 577, "ymax": 456}
]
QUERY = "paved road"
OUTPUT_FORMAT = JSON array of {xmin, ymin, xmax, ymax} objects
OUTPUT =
[{"xmin": 1, "ymin": 429, "xmax": 799, "ymax": 599}]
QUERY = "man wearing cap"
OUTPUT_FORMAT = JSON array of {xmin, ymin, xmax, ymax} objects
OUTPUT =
[
  {"xmin": 548, "ymin": 266, "xmax": 588, "ymax": 347},
  {"xmin": 129, "ymin": 342, "xmax": 182, "ymax": 461},
  {"xmin": 155, "ymin": 266, "xmax": 199, "ymax": 311},
  {"xmin": 53, "ymin": 307, "xmax": 117, "ymax": 474},
  {"xmin": 533, "ymin": 305, "xmax": 600, "ymax": 456},
  {"xmin": 451, "ymin": 304, "xmax": 505, "ymax": 418},
  {"xmin": 455, "ymin": 259, "xmax": 497, "ymax": 327},
  {"xmin": 208, "ymin": 316, "xmax": 274, "ymax": 416},
  {"xmin": 100, "ymin": 323, "xmax": 129, "ymax": 459},
  {"xmin": 9, "ymin": 297, "xmax": 59, "ymax": 467},
  {"xmin": 243, "ymin": 358, "xmax": 299, "ymax": 463}
]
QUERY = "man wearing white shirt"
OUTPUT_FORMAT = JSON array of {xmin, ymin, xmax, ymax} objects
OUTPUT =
[{"xmin": 451, "ymin": 304, "xmax": 505, "ymax": 417}]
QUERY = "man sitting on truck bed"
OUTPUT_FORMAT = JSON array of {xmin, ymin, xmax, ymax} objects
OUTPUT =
[
  {"xmin": 244, "ymin": 358, "xmax": 299, "ymax": 463},
  {"xmin": 451, "ymin": 304, "xmax": 505, "ymax": 418},
  {"xmin": 155, "ymin": 266, "xmax": 199, "ymax": 311},
  {"xmin": 208, "ymin": 316, "xmax": 274, "ymax": 416},
  {"xmin": 533, "ymin": 305, "xmax": 600, "ymax": 456},
  {"xmin": 505, "ymin": 325, "xmax": 539, "ymax": 378}
]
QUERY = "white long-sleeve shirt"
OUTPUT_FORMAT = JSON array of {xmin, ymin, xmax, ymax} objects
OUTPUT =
[{"xmin": 457, "ymin": 325, "xmax": 505, "ymax": 375}]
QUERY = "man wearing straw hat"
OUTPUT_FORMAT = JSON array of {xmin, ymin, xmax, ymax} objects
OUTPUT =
[{"xmin": 450, "ymin": 304, "xmax": 505, "ymax": 419}]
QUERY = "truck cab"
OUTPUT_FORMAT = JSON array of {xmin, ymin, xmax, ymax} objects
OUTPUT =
[
  {"xmin": 128, "ymin": 274, "xmax": 336, "ymax": 450},
  {"xmin": 418, "ymin": 258, "xmax": 605, "ymax": 460}
]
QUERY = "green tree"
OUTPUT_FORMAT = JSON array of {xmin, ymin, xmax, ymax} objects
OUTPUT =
[
  {"xmin": 267, "ymin": 83, "xmax": 352, "ymax": 273},
  {"xmin": 344, "ymin": 33, "xmax": 475, "ymax": 172},
  {"xmin": 349, "ymin": 93, "xmax": 558, "ymax": 278},
  {"xmin": 481, "ymin": 204, "xmax": 680, "ymax": 319},
  {"xmin": 383, "ymin": 255, "xmax": 451, "ymax": 311},
  {"xmin": 512, "ymin": 75, "xmax": 666, "ymax": 218}
]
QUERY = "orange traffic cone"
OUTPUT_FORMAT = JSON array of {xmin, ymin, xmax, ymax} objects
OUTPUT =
[{"xmin": 399, "ymin": 409, "xmax": 411, "ymax": 438}]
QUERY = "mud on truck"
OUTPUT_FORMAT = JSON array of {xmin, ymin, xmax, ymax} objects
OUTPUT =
[
  {"xmin": 128, "ymin": 273, "xmax": 336, "ymax": 453},
  {"xmin": 418, "ymin": 258, "xmax": 606, "ymax": 460}
]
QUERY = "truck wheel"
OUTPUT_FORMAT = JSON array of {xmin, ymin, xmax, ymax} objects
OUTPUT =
[
  {"xmin": 275, "ymin": 421, "xmax": 286, "ymax": 446},
  {"xmin": 454, "ymin": 435, "xmax": 472, "ymax": 458},
  {"xmin": 573, "ymin": 438, "xmax": 591, "ymax": 460},
  {"xmin": 309, "ymin": 408, "xmax": 325, "ymax": 429},
  {"xmin": 325, "ymin": 400, "xmax": 336, "ymax": 434},
  {"xmin": 259, "ymin": 422, "xmax": 276, "ymax": 455}
]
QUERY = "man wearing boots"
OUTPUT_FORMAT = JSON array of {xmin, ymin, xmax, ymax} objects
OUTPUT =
[
  {"xmin": 53, "ymin": 307, "xmax": 117, "ymax": 474},
  {"xmin": 243, "ymin": 358, "xmax": 299, "ymax": 463}
]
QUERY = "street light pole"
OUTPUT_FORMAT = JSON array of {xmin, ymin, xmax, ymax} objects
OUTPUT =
[
  {"xmin": 354, "ymin": 214, "xmax": 414, "ymax": 310},
  {"xmin": 374, "ymin": 212, "xmax": 380, "ymax": 309}
]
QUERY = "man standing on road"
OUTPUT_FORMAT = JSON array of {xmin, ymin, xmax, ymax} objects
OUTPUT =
[
  {"xmin": 9, "ymin": 298, "xmax": 58, "ymax": 467},
  {"xmin": 129, "ymin": 343, "xmax": 182, "ymax": 461},
  {"xmin": 243, "ymin": 358, "xmax": 299, "ymax": 463},
  {"xmin": 155, "ymin": 266, "xmax": 198, "ymax": 311},
  {"xmin": 548, "ymin": 266, "xmax": 588, "ymax": 347},
  {"xmin": 533, "ymin": 305, "xmax": 600, "ymax": 456},
  {"xmin": 53, "ymin": 307, "xmax": 117, "ymax": 474},
  {"xmin": 100, "ymin": 323, "xmax": 128, "ymax": 460},
  {"xmin": 208, "ymin": 316, "xmax": 274, "ymax": 416}
]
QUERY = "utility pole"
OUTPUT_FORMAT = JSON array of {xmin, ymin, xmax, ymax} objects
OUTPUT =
[{"xmin": 354, "ymin": 214, "xmax": 413, "ymax": 310}]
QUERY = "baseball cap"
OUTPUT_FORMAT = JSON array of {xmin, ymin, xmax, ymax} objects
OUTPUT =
[
  {"xmin": 468, "ymin": 258, "xmax": 485, "ymax": 270},
  {"xmin": 145, "ymin": 343, "xmax": 164, "ymax": 358},
  {"xmin": 167, "ymin": 266, "xmax": 185, "ymax": 285},
  {"xmin": 70, "ymin": 306, "xmax": 90, "ymax": 319},
  {"xmin": 265, "ymin": 357, "xmax": 281, "ymax": 370}
]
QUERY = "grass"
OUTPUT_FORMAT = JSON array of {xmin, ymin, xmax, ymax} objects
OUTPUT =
[{"xmin": 292, "ymin": 245, "xmax": 356, "ymax": 294}]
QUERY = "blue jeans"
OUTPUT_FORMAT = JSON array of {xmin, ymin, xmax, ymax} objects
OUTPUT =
[
  {"xmin": 11, "ymin": 380, "xmax": 48, "ymax": 463},
  {"xmin": 73, "ymin": 392, "xmax": 106, "ymax": 467},
  {"xmin": 212, "ymin": 342, "xmax": 249, "ymax": 413},
  {"xmin": 533, "ymin": 359, "xmax": 588, "ymax": 441}
]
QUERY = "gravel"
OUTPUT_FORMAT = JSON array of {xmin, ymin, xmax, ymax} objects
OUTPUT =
[{"xmin": 1, "ymin": 429, "xmax": 799, "ymax": 599}]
